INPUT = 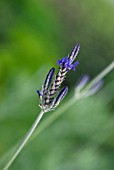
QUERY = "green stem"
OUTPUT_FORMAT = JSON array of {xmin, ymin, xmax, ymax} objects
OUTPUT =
[
  {"xmin": 82, "ymin": 61, "xmax": 114, "ymax": 92},
  {"xmin": 3, "ymin": 110, "xmax": 44, "ymax": 170}
]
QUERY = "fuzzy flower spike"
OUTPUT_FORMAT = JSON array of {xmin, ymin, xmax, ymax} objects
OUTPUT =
[{"xmin": 37, "ymin": 44, "xmax": 80, "ymax": 112}]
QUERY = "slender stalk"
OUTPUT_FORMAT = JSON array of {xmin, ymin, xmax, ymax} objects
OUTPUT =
[
  {"xmin": 83, "ymin": 61, "xmax": 114, "ymax": 92},
  {"xmin": 3, "ymin": 110, "xmax": 44, "ymax": 170}
]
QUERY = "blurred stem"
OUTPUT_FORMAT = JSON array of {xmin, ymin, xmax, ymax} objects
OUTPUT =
[
  {"xmin": 82, "ymin": 61, "xmax": 114, "ymax": 92},
  {"xmin": 3, "ymin": 110, "xmax": 44, "ymax": 170}
]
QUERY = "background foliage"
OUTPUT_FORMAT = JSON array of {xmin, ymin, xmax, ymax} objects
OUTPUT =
[{"xmin": 0, "ymin": 0, "xmax": 114, "ymax": 169}]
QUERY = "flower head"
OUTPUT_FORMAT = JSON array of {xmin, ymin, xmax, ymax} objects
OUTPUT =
[
  {"xmin": 57, "ymin": 44, "xmax": 80, "ymax": 71},
  {"xmin": 37, "ymin": 44, "xmax": 80, "ymax": 112},
  {"xmin": 57, "ymin": 58, "xmax": 79, "ymax": 71}
]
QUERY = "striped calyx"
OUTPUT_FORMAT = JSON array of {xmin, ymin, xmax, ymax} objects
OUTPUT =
[
  {"xmin": 52, "ymin": 86, "xmax": 68, "ymax": 109},
  {"xmin": 68, "ymin": 44, "xmax": 80, "ymax": 62},
  {"xmin": 46, "ymin": 67, "xmax": 68, "ymax": 103},
  {"xmin": 42, "ymin": 68, "xmax": 55, "ymax": 95},
  {"xmin": 36, "ymin": 43, "xmax": 80, "ymax": 112}
]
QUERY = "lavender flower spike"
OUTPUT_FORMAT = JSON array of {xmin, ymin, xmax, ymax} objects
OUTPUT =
[
  {"xmin": 84, "ymin": 80, "xmax": 104, "ymax": 97},
  {"xmin": 37, "ymin": 44, "xmax": 80, "ymax": 112},
  {"xmin": 75, "ymin": 74, "xmax": 90, "ymax": 93}
]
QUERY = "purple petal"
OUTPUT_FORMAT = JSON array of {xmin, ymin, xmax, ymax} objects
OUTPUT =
[
  {"xmin": 73, "ymin": 61, "xmax": 79, "ymax": 67},
  {"xmin": 57, "ymin": 57, "xmax": 68, "ymax": 66}
]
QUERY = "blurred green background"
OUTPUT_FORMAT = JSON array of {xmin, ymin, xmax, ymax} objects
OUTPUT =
[{"xmin": 0, "ymin": 0, "xmax": 114, "ymax": 169}]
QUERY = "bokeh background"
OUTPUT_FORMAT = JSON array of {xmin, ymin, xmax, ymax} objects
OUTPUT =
[{"xmin": 0, "ymin": 0, "xmax": 114, "ymax": 169}]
